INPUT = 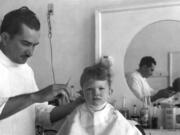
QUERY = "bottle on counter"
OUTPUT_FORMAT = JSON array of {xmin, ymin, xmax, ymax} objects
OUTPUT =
[
  {"xmin": 151, "ymin": 104, "xmax": 158, "ymax": 129},
  {"xmin": 157, "ymin": 103, "xmax": 163, "ymax": 129},
  {"xmin": 140, "ymin": 96, "xmax": 150, "ymax": 128},
  {"xmin": 131, "ymin": 104, "xmax": 140, "ymax": 123},
  {"xmin": 164, "ymin": 105, "xmax": 176, "ymax": 129},
  {"xmin": 120, "ymin": 96, "xmax": 129, "ymax": 119}
]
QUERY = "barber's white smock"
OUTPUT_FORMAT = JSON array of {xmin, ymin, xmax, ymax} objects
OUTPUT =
[
  {"xmin": 0, "ymin": 50, "xmax": 54, "ymax": 135},
  {"xmin": 57, "ymin": 103, "xmax": 142, "ymax": 135},
  {"xmin": 126, "ymin": 71, "xmax": 155, "ymax": 100}
]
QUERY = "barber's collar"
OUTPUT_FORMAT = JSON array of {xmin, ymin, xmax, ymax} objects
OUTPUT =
[{"xmin": 0, "ymin": 50, "xmax": 25, "ymax": 67}]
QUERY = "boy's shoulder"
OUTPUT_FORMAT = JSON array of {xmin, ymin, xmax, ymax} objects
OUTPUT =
[{"xmin": 107, "ymin": 103, "xmax": 129, "ymax": 120}]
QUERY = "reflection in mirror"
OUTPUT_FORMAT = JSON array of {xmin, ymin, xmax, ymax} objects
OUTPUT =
[{"xmin": 124, "ymin": 20, "xmax": 180, "ymax": 102}]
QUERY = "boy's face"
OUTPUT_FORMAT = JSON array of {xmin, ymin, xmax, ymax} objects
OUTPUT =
[{"xmin": 83, "ymin": 79, "xmax": 111, "ymax": 106}]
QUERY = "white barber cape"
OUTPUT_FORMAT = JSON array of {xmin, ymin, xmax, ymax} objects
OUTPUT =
[
  {"xmin": 0, "ymin": 50, "xmax": 54, "ymax": 135},
  {"xmin": 57, "ymin": 103, "xmax": 142, "ymax": 135}
]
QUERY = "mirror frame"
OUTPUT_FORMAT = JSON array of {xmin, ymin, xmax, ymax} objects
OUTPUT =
[{"xmin": 95, "ymin": 1, "xmax": 180, "ymax": 108}]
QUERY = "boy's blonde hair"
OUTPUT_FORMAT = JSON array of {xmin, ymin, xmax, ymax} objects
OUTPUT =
[{"xmin": 80, "ymin": 63, "xmax": 112, "ymax": 88}]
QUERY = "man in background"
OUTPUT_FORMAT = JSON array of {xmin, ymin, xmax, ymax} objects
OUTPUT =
[
  {"xmin": 126, "ymin": 56, "xmax": 174, "ymax": 102},
  {"xmin": 0, "ymin": 7, "xmax": 83, "ymax": 135}
]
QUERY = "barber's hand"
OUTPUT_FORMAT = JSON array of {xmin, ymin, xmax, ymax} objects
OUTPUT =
[
  {"xmin": 31, "ymin": 84, "xmax": 70, "ymax": 103},
  {"xmin": 156, "ymin": 88, "xmax": 175, "ymax": 99},
  {"xmin": 71, "ymin": 96, "xmax": 85, "ymax": 107},
  {"xmin": 77, "ymin": 90, "xmax": 84, "ymax": 97}
]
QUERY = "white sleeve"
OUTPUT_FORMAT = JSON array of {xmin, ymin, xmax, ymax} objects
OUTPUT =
[
  {"xmin": 35, "ymin": 102, "xmax": 55, "ymax": 128},
  {"xmin": 0, "ymin": 97, "xmax": 9, "ymax": 115},
  {"xmin": 127, "ymin": 75, "xmax": 144, "ymax": 100}
]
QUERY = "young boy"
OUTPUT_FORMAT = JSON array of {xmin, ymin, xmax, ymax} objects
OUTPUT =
[{"xmin": 57, "ymin": 63, "xmax": 142, "ymax": 135}]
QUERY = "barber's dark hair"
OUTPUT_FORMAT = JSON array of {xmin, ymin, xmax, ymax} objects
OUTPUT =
[
  {"xmin": 172, "ymin": 77, "xmax": 180, "ymax": 92},
  {"xmin": 0, "ymin": 6, "xmax": 40, "ymax": 38},
  {"xmin": 80, "ymin": 63, "xmax": 112, "ymax": 88},
  {"xmin": 139, "ymin": 56, "xmax": 156, "ymax": 68}
]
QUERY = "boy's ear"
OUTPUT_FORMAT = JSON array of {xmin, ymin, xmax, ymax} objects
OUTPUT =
[
  {"xmin": 107, "ymin": 89, "xmax": 114, "ymax": 103},
  {"xmin": 109, "ymin": 88, "xmax": 113, "ymax": 96}
]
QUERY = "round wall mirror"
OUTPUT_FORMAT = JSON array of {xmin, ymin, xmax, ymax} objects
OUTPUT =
[{"xmin": 124, "ymin": 20, "xmax": 180, "ymax": 101}]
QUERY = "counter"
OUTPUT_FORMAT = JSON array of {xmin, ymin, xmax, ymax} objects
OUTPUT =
[{"xmin": 145, "ymin": 129, "xmax": 180, "ymax": 135}]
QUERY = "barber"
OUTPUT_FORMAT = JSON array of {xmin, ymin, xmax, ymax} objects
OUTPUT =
[{"xmin": 0, "ymin": 7, "xmax": 83, "ymax": 135}]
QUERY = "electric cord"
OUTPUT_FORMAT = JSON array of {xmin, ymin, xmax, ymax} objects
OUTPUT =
[{"xmin": 47, "ymin": 12, "xmax": 56, "ymax": 84}]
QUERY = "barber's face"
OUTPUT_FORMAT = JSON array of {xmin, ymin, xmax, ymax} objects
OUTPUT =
[
  {"xmin": 1, "ymin": 24, "xmax": 40, "ymax": 64},
  {"xmin": 143, "ymin": 64, "xmax": 155, "ymax": 78}
]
